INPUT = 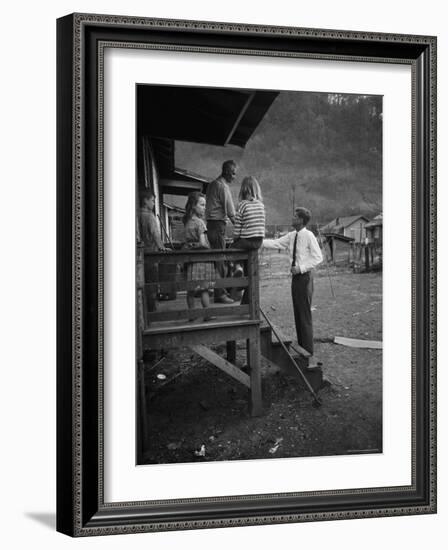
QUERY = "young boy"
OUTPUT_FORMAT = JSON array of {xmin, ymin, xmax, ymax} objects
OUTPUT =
[
  {"xmin": 262, "ymin": 207, "xmax": 323, "ymax": 367},
  {"xmin": 139, "ymin": 190, "xmax": 167, "ymax": 311}
]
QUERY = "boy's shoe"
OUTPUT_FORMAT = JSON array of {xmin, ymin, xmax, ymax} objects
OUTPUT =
[
  {"xmin": 215, "ymin": 295, "xmax": 234, "ymax": 304},
  {"xmin": 233, "ymin": 265, "xmax": 244, "ymax": 277},
  {"xmin": 306, "ymin": 360, "xmax": 323, "ymax": 370}
]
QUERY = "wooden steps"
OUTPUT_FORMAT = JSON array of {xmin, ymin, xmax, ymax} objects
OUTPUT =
[{"xmin": 260, "ymin": 322, "xmax": 323, "ymax": 392}]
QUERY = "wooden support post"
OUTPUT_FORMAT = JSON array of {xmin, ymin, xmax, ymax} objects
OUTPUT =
[
  {"xmin": 364, "ymin": 243, "xmax": 370, "ymax": 270},
  {"xmin": 137, "ymin": 360, "xmax": 148, "ymax": 460},
  {"xmin": 136, "ymin": 245, "xmax": 147, "ymax": 459},
  {"xmin": 248, "ymin": 332, "xmax": 262, "ymax": 417},
  {"xmin": 247, "ymin": 250, "xmax": 260, "ymax": 320},
  {"xmin": 246, "ymin": 250, "xmax": 262, "ymax": 415}
]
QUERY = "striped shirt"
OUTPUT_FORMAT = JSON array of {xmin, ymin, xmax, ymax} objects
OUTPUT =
[{"xmin": 233, "ymin": 199, "xmax": 266, "ymax": 239}]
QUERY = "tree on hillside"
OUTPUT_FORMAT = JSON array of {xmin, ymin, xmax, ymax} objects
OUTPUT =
[{"xmin": 175, "ymin": 90, "xmax": 382, "ymax": 223}]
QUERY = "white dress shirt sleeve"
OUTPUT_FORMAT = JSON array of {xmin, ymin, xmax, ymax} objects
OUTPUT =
[
  {"xmin": 298, "ymin": 232, "xmax": 323, "ymax": 273},
  {"xmin": 262, "ymin": 232, "xmax": 292, "ymax": 250}
]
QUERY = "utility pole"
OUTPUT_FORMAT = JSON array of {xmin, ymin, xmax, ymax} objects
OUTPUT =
[{"xmin": 290, "ymin": 183, "xmax": 296, "ymax": 215}]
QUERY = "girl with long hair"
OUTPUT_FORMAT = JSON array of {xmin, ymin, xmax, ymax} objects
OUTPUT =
[
  {"xmin": 183, "ymin": 192, "xmax": 216, "ymax": 320},
  {"xmin": 232, "ymin": 177, "xmax": 265, "ymax": 303}
]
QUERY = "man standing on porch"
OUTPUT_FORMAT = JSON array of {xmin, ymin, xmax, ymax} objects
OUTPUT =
[{"xmin": 205, "ymin": 160, "xmax": 237, "ymax": 304}]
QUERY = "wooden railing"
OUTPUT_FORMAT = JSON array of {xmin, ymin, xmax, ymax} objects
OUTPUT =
[
  {"xmin": 137, "ymin": 247, "xmax": 260, "ymax": 331},
  {"xmin": 136, "ymin": 246, "xmax": 263, "ymax": 430}
]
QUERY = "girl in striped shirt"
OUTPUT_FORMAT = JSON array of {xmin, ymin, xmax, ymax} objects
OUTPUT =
[
  {"xmin": 232, "ymin": 176, "xmax": 265, "ymax": 302},
  {"xmin": 233, "ymin": 176, "xmax": 265, "ymax": 249}
]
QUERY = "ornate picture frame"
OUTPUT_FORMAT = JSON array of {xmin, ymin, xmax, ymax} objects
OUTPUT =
[{"xmin": 56, "ymin": 13, "xmax": 436, "ymax": 536}]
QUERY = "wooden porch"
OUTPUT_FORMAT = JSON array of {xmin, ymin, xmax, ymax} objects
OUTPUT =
[
  {"xmin": 137, "ymin": 248, "xmax": 263, "ymax": 453},
  {"xmin": 136, "ymin": 247, "xmax": 325, "ymax": 457}
]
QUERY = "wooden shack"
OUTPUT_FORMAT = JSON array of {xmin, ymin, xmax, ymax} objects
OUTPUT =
[
  {"xmin": 135, "ymin": 86, "xmax": 323, "ymax": 457},
  {"xmin": 321, "ymin": 214, "xmax": 370, "ymax": 243},
  {"xmin": 321, "ymin": 232, "xmax": 355, "ymax": 265}
]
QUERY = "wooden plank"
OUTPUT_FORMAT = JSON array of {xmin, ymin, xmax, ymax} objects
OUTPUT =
[
  {"xmin": 224, "ymin": 91, "xmax": 255, "ymax": 145},
  {"xmin": 144, "ymin": 250, "xmax": 248, "ymax": 264},
  {"xmin": 148, "ymin": 305, "xmax": 249, "ymax": 323},
  {"xmin": 262, "ymin": 318, "xmax": 301, "ymax": 354},
  {"xmin": 146, "ymin": 277, "xmax": 248, "ymax": 291},
  {"xmin": 143, "ymin": 322, "xmax": 260, "ymax": 349},
  {"xmin": 189, "ymin": 344, "xmax": 251, "ymax": 388},
  {"xmin": 289, "ymin": 342, "xmax": 312, "ymax": 358},
  {"xmin": 247, "ymin": 250, "xmax": 260, "ymax": 320},
  {"xmin": 334, "ymin": 336, "xmax": 382, "ymax": 349},
  {"xmin": 144, "ymin": 318, "xmax": 259, "ymax": 335}
]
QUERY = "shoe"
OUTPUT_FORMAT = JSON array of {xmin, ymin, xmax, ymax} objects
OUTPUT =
[
  {"xmin": 230, "ymin": 288, "xmax": 243, "ymax": 301},
  {"xmin": 215, "ymin": 295, "xmax": 234, "ymax": 304},
  {"xmin": 233, "ymin": 265, "xmax": 244, "ymax": 277},
  {"xmin": 306, "ymin": 360, "xmax": 323, "ymax": 370},
  {"xmin": 203, "ymin": 316, "xmax": 217, "ymax": 322}
]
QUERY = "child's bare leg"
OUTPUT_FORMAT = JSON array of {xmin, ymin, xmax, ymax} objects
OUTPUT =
[
  {"xmin": 233, "ymin": 263, "xmax": 243, "ymax": 276},
  {"xmin": 200, "ymin": 289, "xmax": 210, "ymax": 309},
  {"xmin": 202, "ymin": 289, "xmax": 216, "ymax": 321}
]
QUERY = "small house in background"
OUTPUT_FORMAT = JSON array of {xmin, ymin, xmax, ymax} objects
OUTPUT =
[
  {"xmin": 365, "ymin": 213, "xmax": 383, "ymax": 246},
  {"xmin": 320, "ymin": 214, "xmax": 370, "ymax": 243},
  {"xmin": 321, "ymin": 233, "xmax": 355, "ymax": 265}
]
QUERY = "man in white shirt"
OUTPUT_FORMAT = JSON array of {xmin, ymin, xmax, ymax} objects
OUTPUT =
[{"xmin": 263, "ymin": 207, "xmax": 323, "ymax": 366}]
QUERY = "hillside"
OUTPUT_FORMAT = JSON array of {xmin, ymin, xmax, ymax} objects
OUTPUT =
[{"xmin": 175, "ymin": 90, "xmax": 382, "ymax": 225}]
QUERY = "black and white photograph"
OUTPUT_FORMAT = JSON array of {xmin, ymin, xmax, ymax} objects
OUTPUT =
[{"xmin": 136, "ymin": 84, "xmax": 383, "ymax": 465}]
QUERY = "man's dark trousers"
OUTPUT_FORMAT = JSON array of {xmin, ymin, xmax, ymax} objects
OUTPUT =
[
  {"xmin": 207, "ymin": 219, "xmax": 227, "ymax": 300},
  {"xmin": 291, "ymin": 272, "xmax": 314, "ymax": 356}
]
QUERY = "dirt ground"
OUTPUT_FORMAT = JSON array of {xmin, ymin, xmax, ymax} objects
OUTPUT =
[{"xmin": 140, "ymin": 250, "xmax": 382, "ymax": 465}]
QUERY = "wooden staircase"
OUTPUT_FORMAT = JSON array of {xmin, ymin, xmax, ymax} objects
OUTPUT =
[{"xmin": 259, "ymin": 324, "xmax": 323, "ymax": 392}]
